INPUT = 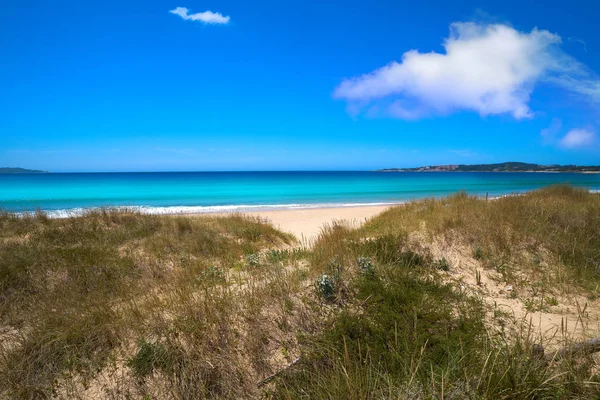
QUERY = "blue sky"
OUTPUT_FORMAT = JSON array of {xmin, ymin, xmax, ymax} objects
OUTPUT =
[{"xmin": 1, "ymin": 0, "xmax": 599, "ymax": 172}]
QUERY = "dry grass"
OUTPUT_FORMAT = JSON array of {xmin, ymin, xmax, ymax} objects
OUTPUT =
[
  {"xmin": 1, "ymin": 186, "xmax": 600, "ymax": 399},
  {"xmin": 0, "ymin": 210, "xmax": 304, "ymax": 398},
  {"xmin": 275, "ymin": 186, "xmax": 600, "ymax": 399}
]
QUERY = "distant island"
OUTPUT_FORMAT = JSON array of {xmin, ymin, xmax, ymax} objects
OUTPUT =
[
  {"xmin": 378, "ymin": 162, "xmax": 600, "ymax": 173},
  {"xmin": 0, "ymin": 167, "xmax": 49, "ymax": 174}
]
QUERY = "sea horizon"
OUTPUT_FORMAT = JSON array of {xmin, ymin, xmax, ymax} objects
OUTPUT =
[{"xmin": 2, "ymin": 171, "xmax": 599, "ymax": 217}]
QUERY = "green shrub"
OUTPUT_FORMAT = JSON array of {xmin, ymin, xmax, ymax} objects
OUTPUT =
[
  {"xmin": 246, "ymin": 253, "xmax": 260, "ymax": 268},
  {"xmin": 433, "ymin": 257, "xmax": 450, "ymax": 271},
  {"xmin": 198, "ymin": 265, "xmax": 225, "ymax": 283},
  {"xmin": 356, "ymin": 256, "xmax": 375, "ymax": 277},
  {"xmin": 473, "ymin": 246, "xmax": 484, "ymax": 260},
  {"xmin": 127, "ymin": 339, "xmax": 176, "ymax": 379},
  {"xmin": 315, "ymin": 274, "xmax": 336, "ymax": 301}
]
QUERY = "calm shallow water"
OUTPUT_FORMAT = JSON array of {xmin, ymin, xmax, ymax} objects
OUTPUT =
[{"xmin": 1, "ymin": 171, "xmax": 599, "ymax": 216}]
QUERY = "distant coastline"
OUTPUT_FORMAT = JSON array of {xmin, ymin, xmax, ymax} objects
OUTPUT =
[
  {"xmin": 0, "ymin": 167, "xmax": 48, "ymax": 174},
  {"xmin": 377, "ymin": 162, "xmax": 600, "ymax": 173}
]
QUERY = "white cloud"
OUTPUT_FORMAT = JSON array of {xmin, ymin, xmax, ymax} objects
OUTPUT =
[
  {"xmin": 559, "ymin": 129, "xmax": 596, "ymax": 149},
  {"xmin": 169, "ymin": 7, "xmax": 230, "ymax": 25},
  {"xmin": 334, "ymin": 22, "xmax": 600, "ymax": 120}
]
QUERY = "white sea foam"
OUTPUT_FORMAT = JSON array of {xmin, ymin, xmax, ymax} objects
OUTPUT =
[
  {"xmin": 19, "ymin": 202, "xmax": 403, "ymax": 219},
  {"xmin": 12, "ymin": 188, "xmax": 600, "ymax": 219}
]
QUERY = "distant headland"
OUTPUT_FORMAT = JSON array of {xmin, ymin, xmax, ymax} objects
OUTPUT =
[
  {"xmin": 0, "ymin": 167, "xmax": 49, "ymax": 174},
  {"xmin": 377, "ymin": 162, "xmax": 600, "ymax": 173}
]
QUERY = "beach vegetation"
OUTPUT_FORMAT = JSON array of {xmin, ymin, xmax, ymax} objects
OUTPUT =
[{"xmin": 1, "ymin": 185, "xmax": 600, "ymax": 398}]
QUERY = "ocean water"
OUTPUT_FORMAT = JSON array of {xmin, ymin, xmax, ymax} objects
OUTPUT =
[{"xmin": 1, "ymin": 171, "xmax": 599, "ymax": 217}]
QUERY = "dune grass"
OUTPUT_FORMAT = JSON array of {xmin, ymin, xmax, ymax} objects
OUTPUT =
[
  {"xmin": 0, "ymin": 210, "xmax": 299, "ymax": 398},
  {"xmin": 1, "ymin": 185, "xmax": 600, "ymax": 399},
  {"xmin": 276, "ymin": 187, "xmax": 600, "ymax": 398},
  {"xmin": 362, "ymin": 185, "xmax": 600, "ymax": 292}
]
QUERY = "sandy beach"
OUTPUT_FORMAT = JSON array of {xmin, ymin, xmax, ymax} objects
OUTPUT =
[{"xmin": 199, "ymin": 205, "xmax": 395, "ymax": 244}]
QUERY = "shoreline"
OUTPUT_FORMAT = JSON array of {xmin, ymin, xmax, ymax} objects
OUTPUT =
[
  {"xmin": 16, "ymin": 201, "xmax": 403, "ymax": 219},
  {"xmin": 9, "ymin": 188, "xmax": 599, "ymax": 220}
]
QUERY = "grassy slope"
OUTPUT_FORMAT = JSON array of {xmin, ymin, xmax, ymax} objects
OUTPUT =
[
  {"xmin": 277, "ymin": 186, "xmax": 600, "ymax": 399},
  {"xmin": 0, "ymin": 211, "xmax": 301, "ymax": 398},
  {"xmin": 1, "ymin": 186, "xmax": 600, "ymax": 399}
]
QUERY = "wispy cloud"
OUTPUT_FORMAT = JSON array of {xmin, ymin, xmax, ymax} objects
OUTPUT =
[
  {"xmin": 540, "ymin": 118, "xmax": 562, "ymax": 144},
  {"xmin": 334, "ymin": 21, "xmax": 600, "ymax": 120},
  {"xmin": 569, "ymin": 37, "xmax": 588, "ymax": 52},
  {"xmin": 155, "ymin": 147, "xmax": 198, "ymax": 156},
  {"xmin": 547, "ymin": 75, "xmax": 600, "ymax": 103},
  {"xmin": 448, "ymin": 149, "xmax": 477, "ymax": 158},
  {"xmin": 169, "ymin": 7, "xmax": 230, "ymax": 25},
  {"xmin": 559, "ymin": 129, "xmax": 597, "ymax": 149},
  {"xmin": 7, "ymin": 149, "xmax": 80, "ymax": 155}
]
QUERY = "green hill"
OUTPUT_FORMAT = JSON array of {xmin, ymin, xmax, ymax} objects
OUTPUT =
[
  {"xmin": 379, "ymin": 161, "xmax": 600, "ymax": 172},
  {"xmin": 0, "ymin": 167, "xmax": 48, "ymax": 174}
]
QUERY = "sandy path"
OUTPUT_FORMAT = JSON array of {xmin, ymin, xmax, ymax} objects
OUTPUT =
[
  {"xmin": 192, "ymin": 205, "xmax": 394, "ymax": 244},
  {"xmin": 247, "ymin": 205, "xmax": 391, "ymax": 242}
]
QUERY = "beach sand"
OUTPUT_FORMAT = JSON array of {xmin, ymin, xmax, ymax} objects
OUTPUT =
[{"xmin": 196, "ymin": 205, "xmax": 395, "ymax": 245}]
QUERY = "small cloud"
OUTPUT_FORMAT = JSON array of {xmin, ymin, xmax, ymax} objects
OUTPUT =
[
  {"xmin": 169, "ymin": 6, "xmax": 230, "ymax": 25},
  {"xmin": 559, "ymin": 128, "xmax": 596, "ymax": 149}
]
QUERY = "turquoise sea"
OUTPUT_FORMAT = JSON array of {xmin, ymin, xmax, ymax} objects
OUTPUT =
[{"xmin": 1, "ymin": 172, "xmax": 599, "ymax": 217}]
